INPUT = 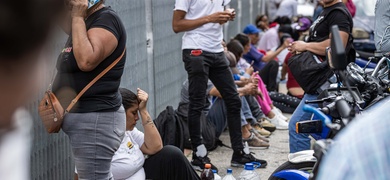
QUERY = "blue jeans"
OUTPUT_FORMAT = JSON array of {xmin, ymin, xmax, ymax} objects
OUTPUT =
[
  {"xmin": 62, "ymin": 106, "xmax": 126, "ymax": 180},
  {"xmin": 289, "ymin": 94, "xmax": 318, "ymax": 153}
]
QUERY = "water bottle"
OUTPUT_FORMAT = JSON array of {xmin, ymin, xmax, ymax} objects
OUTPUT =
[
  {"xmin": 222, "ymin": 169, "xmax": 236, "ymax": 180},
  {"xmin": 238, "ymin": 163, "xmax": 260, "ymax": 180},
  {"xmin": 201, "ymin": 164, "xmax": 214, "ymax": 180},
  {"xmin": 213, "ymin": 169, "xmax": 221, "ymax": 180}
]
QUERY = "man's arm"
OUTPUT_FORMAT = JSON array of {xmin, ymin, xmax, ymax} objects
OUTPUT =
[
  {"xmin": 172, "ymin": 10, "xmax": 232, "ymax": 33},
  {"xmin": 290, "ymin": 31, "xmax": 349, "ymax": 56}
]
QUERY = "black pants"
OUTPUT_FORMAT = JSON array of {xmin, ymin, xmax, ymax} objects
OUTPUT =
[
  {"xmin": 269, "ymin": 91, "xmax": 301, "ymax": 113},
  {"xmin": 182, "ymin": 49, "xmax": 243, "ymax": 152},
  {"xmin": 259, "ymin": 60, "xmax": 279, "ymax": 92},
  {"xmin": 144, "ymin": 145, "xmax": 200, "ymax": 180}
]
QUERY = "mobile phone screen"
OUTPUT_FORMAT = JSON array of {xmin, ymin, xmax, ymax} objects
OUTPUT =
[{"xmin": 88, "ymin": 0, "xmax": 101, "ymax": 9}]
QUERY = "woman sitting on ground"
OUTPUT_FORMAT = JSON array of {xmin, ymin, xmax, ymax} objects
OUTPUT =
[
  {"xmin": 76, "ymin": 88, "xmax": 200, "ymax": 180},
  {"xmin": 111, "ymin": 88, "xmax": 200, "ymax": 180}
]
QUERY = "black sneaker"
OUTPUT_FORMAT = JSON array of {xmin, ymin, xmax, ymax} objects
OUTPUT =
[
  {"xmin": 191, "ymin": 152, "xmax": 219, "ymax": 173},
  {"xmin": 231, "ymin": 150, "xmax": 267, "ymax": 168}
]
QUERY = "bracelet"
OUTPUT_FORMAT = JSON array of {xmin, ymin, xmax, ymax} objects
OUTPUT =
[{"xmin": 142, "ymin": 120, "xmax": 154, "ymax": 126}]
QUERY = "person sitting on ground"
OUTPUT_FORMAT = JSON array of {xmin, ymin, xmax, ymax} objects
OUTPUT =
[
  {"xmin": 231, "ymin": 36, "xmax": 289, "ymax": 130},
  {"xmin": 255, "ymin": 14, "xmax": 270, "ymax": 32},
  {"xmin": 242, "ymin": 24, "xmax": 291, "ymax": 92},
  {"xmin": 257, "ymin": 16, "xmax": 292, "ymax": 52},
  {"xmin": 76, "ymin": 88, "xmax": 201, "ymax": 180}
]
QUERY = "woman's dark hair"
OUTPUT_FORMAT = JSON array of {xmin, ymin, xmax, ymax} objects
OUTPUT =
[
  {"xmin": 233, "ymin": 33, "xmax": 250, "ymax": 48},
  {"xmin": 0, "ymin": 0, "xmax": 63, "ymax": 59},
  {"xmin": 273, "ymin": 16, "xmax": 292, "ymax": 25},
  {"xmin": 255, "ymin": 14, "xmax": 267, "ymax": 26},
  {"xmin": 119, "ymin": 88, "xmax": 138, "ymax": 110},
  {"xmin": 226, "ymin": 40, "xmax": 244, "ymax": 61}
]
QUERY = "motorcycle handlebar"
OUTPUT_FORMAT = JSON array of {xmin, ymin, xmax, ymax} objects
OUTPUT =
[
  {"xmin": 303, "ymin": 105, "xmax": 332, "ymax": 126},
  {"xmin": 336, "ymin": 99, "xmax": 351, "ymax": 119}
]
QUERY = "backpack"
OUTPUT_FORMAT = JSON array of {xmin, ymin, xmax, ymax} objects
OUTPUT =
[
  {"xmin": 154, "ymin": 106, "xmax": 185, "ymax": 152},
  {"xmin": 345, "ymin": 0, "xmax": 356, "ymax": 17},
  {"xmin": 176, "ymin": 102, "xmax": 222, "ymax": 151}
]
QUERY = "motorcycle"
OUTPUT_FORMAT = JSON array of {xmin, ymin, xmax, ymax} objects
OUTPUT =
[{"xmin": 269, "ymin": 25, "xmax": 378, "ymax": 180}]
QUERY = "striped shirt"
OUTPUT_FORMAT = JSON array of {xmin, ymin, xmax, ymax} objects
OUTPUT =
[
  {"xmin": 317, "ymin": 97, "xmax": 390, "ymax": 180},
  {"xmin": 375, "ymin": 0, "xmax": 390, "ymax": 53}
]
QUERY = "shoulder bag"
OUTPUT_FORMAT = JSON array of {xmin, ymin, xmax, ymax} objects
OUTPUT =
[{"xmin": 38, "ymin": 50, "xmax": 126, "ymax": 133}]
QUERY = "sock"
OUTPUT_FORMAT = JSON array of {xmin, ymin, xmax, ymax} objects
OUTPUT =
[
  {"xmin": 195, "ymin": 144, "xmax": 207, "ymax": 157},
  {"xmin": 243, "ymin": 141, "xmax": 250, "ymax": 154}
]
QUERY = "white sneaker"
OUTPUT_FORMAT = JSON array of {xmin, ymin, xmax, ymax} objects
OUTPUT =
[
  {"xmin": 268, "ymin": 115, "xmax": 289, "ymax": 130},
  {"xmin": 272, "ymin": 107, "xmax": 289, "ymax": 121}
]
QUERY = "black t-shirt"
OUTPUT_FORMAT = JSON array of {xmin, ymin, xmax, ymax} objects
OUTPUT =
[
  {"xmin": 308, "ymin": 2, "xmax": 353, "ymax": 43},
  {"xmin": 52, "ymin": 7, "xmax": 127, "ymax": 113}
]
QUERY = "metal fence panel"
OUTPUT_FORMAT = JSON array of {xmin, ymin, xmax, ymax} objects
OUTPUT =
[
  {"xmin": 28, "ymin": 1, "xmax": 262, "ymax": 179},
  {"xmin": 152, "ymin": 0, "xmax": 187, "ymax": 115}
]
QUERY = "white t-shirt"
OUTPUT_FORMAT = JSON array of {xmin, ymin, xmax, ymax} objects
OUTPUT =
[
  {"xmin": 257, "ymin": 25, "xmax": 279, "ymax": 51},
  {"xmin": 111, "ymin": 128, "xmax": 146, "ymax": 180},
  {"xmin": 174, "ymin": 0, "xmax": 231, "ymax": 53},
  {"xmin": 275, "ymin": 0, "xmax": 298, "ymax": 19}
]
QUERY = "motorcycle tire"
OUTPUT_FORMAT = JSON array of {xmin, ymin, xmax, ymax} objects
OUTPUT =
[{"xmin": 268, "ymin": 161, "xmax": 315, "ymax": 180}]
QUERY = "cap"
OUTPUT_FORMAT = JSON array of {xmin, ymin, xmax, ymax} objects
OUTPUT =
[
  {"xmin": 243, "ymin": 24, "xmax": 260, "ymax": 34},
  {"xmin": 227, "ymin": 169, "xmax": 233, "ymax": 174},
  {"xmin": 205, "ymin": 164, "xmax": 211, "ymax": 169},
  {"xmin": 225, "ymin": 51, "xmax": 240, "ymax": 74},
  {"xmin": 244, "ymin": 163, "xmax": 254, "ymax": 170},
  {"xmin": 294, "ymin": 17, "xmax": 311, "ymax": 31}
]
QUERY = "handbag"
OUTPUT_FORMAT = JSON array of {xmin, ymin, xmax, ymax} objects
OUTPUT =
[
  {"xmin": 39, "ymin": 49, "xmax": 126, "ymax": 133},
  {"xmin": 287, "ymin": 51, "xmax": 333, "ymax": 94}
]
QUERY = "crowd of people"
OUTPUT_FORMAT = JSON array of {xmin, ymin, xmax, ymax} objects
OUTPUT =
[{"xmin": 1, "ymin": 0, "xmax": 390, "ymax": 179}]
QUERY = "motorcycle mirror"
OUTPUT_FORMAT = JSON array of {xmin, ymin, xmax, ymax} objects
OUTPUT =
[{"xmin": 328, "ymin": 25, "xmax": 347, "ymax": 70}]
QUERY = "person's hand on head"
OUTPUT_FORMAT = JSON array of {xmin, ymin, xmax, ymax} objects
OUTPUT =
[
  {"xmin": 69, "ymin": 0, "xmax": 88, "ymax": 18},
  {"xmin": 137, "ymin": 88, "xmax": 149, "ymax": 111}
]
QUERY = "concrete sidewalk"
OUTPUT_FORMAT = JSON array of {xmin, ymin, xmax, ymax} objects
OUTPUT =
[
  {"xmin": 185, "ymin": 122, "xmax": 291, "ymax": 179},
  {"xmin": 186, "ymin": 82, "xmax": 292, "ymax": 179}
]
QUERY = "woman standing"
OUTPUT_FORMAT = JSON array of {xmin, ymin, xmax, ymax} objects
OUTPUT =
[{"xmin": 53, "ymin": 0, "xmax": 127, "ymax": 179}]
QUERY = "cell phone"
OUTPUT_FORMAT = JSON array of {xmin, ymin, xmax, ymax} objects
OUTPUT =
[{"xmin": 88, "ymin": 0, "xmax": 101, "ymax": 9}]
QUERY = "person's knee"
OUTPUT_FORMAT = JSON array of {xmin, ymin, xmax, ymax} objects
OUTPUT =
[{"xmin": 158, "ymin": 145, "xmax": 187, "ymax": 162}]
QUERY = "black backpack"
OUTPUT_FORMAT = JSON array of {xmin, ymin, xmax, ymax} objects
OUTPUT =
[
  {"xmin": 176, "ymin": 102, "xmax": 221, "ymax": 151},
  {"xmin": 154, "ymin": 106, "xmax": 185, "ymax": 152}
]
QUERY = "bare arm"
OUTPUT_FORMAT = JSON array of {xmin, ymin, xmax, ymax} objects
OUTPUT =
[
  {"xmin": 137, "ymin": 88, "xmax": 163, "ymax": 155},
  {"xmin": 70, "ymin": 1, "xmax": 118, "ymax": 72},
  {"xmin": 290, "ymin": 31, "xmax": 349, "ymax": 56},
  {"xmin": 172, "ymin": 10, "xmax": 232, "ymax": 33}
]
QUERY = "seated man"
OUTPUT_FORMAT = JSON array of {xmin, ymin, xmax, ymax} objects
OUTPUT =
[{"xmin": 76, "ymin": 88, "xmax": 200, "ymax": 180}]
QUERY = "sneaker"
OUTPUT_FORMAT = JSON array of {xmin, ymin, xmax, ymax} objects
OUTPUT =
[
  {"xmin": 258, "ymin": 118, "xmax": 276, "ymax": 132},
  {"xmin": 191, "ymin": 153, "xmax": 219, "ymax": 173},
  {"xmin": 272, "ymin": 107, "xmax": 289, "ymax": 121},
  {"xmin": 231, "ymin": 149, "xmax": 268, "ymax": 168},
  {"xmin": 243, "ymin": 133, "xmax": 270, "ymax": 149},
  {"xmin": 249, "ymin": 128, "xmax": 269, "ymax": 142},
  {"xmin": 268, "ymin": 115, "xmax": 289, "ymax": 130},
  {"xmin": 252, "ymin": 123, "xmax": 271, "ymax": 137}
]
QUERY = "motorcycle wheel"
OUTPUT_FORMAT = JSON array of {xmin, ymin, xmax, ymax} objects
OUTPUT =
[{"xmin": 268, "ymin": 161, "xmax": 315, "ymax": 180}]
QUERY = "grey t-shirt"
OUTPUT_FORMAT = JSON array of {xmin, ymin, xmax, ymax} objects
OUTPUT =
[
  {"xmin": 375, "ymin": 0, "xmax": 390, "ymax": 53},
  {"xmin": 275, "ymin": 0, "xmax": 297, "ymax": 19}
]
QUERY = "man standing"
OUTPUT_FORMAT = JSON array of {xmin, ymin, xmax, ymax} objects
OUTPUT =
[
  {"xmin": 288, "ymin": 0, "xmax": 353, "ymax": 153},
  {"xmin": 275, "ymin": 0, "xmax": 298, "ymax": 20},
  {"xmin": 172, "ymin": 0, "xmax": 266, "ymax": 172}
]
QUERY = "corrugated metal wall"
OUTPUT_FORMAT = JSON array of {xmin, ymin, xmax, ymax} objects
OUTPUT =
[{"xmin": 29, "ymin": 0, "xmax": 265, "ymax": 179}]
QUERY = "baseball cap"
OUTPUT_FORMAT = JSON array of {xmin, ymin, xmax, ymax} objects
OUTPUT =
[
  {"xmin": 294, "ymin": 17, "xmax": 311, "ymax": 31},
  {"xmin": 243, "ymin": 24, "xmax": 260, "ymax": 34}
]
